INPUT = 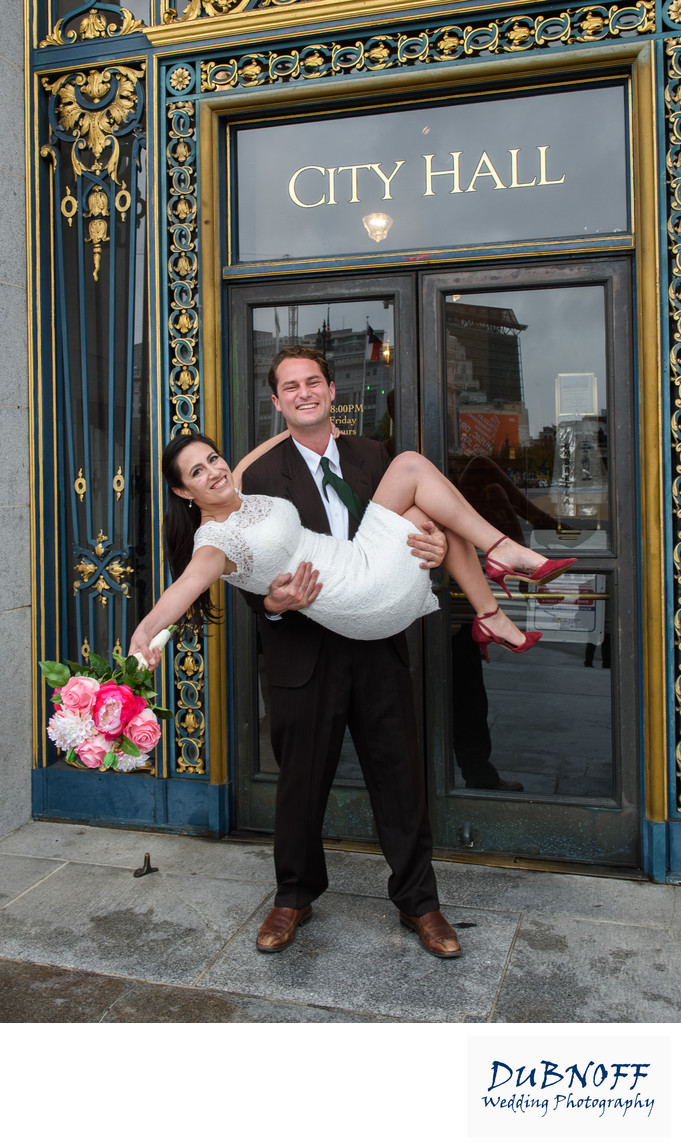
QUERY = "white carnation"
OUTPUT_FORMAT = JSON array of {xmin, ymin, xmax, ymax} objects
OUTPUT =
[
  {"xmin": 115, "ymin": 751, "xmax": 150, "ymax": 773},
  {"xmin": 47, "ymin": 709, "xmax": 97, "ymax": 751}
]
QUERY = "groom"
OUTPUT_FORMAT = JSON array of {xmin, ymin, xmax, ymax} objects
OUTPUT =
[{"xmin": 240, "ymin": 345, "xmax": 461, "ymax": 958}]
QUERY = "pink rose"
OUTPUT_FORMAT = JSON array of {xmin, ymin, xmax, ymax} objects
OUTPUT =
[
  {"xmin": 77, "ymin": 733, "xmax": 114, "ymax": 769},
  {"xmin": 93, "ymin": 682, "xmax": 146, "ymax": 737},
  {"xmin": 59, "ymin": 676, "xmax": 100, "ymax": 715},
  {"xmin": 124, "ymin": 707, "xmax": 162, "ymax": 752}
]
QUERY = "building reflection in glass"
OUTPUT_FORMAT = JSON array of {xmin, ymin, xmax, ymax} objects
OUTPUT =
[{"xmin": 445, "ymin": 288, "xmax": 613, "ymax": 799}]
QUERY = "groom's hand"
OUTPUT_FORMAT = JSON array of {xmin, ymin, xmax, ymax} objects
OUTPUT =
[
  {"xmin": 264, "ymin": 562, "xmax": 322, "ymax": 614},
  {"xmin": 408, "ymin": 521, "xmax": 447, "ymax": 569}
]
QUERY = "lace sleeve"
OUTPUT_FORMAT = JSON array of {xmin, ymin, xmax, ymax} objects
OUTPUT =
[{"xmin": 192, "ymin": 495, "xmax": 274, "ymax": 588}]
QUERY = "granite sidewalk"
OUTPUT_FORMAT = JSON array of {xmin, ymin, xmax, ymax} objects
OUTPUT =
[{"xmin": 1, "ymin": 820, "xmax": 680, "ymax": 1023}]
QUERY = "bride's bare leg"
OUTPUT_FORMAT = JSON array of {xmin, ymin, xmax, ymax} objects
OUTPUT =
[
  {"xmin": 443, "ymin": 531, "xmax": 527, "ymax": 647},
  {"xmin": 377, "ymin": 452, "xmax": 545, "ymax": 576},
  {"xmin": 401, "ymin": 504, "xmax": 531, "ymax": 648}
]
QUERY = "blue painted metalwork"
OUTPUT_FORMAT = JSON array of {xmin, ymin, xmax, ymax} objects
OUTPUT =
[
  {"xmin": 27, "ymin": 0, "xmax": 681, "ymax": 873},
  {"xmin": 39, "ymin": 58, "xmax": 153, "ymax": 705}
]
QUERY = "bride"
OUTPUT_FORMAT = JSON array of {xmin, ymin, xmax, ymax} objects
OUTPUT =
[{"xmin": 129, "ymin": 430, "xmax": 574, "ymax": 668}]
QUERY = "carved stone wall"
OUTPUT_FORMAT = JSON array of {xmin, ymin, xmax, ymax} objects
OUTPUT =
[{"xmin": 0, "ymin": 0, "xmax": 31, "ymax": 835}]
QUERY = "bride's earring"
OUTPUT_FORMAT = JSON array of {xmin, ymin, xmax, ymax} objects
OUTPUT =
[{"xmin": 188, "ymin": 499, "xmax": 193, "ymax": 509}]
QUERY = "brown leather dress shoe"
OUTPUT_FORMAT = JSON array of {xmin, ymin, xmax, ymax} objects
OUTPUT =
[
  {"xmin": 399, "ymin": 909, "xmax": 462, "ymax": 958},
  {"xmin": 256, "ymin": 905, "xmax": 312, "ymax": 953}
]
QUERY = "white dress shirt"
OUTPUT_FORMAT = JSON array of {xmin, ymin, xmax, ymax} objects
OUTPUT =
[
  {"xmin": 265, "ymin": 435, "xmax": 349, "ymax": 620},
  {"xmin": 291, "ymin": 435, "xmax": 350, "ymax": 540}
]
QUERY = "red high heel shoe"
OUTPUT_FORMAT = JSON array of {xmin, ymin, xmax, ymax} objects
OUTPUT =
[
  {"xmin": 485, "ymin": 536, "xmax": 577, "ymax": 599},
  {"xmin": 471, "ymin": 606, "xmax": 542, "ymax": 663}
]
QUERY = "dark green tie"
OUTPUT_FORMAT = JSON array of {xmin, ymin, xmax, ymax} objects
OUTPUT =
[{"xmin": 320, "ymin": 457, "xmax": 367, "ymax": 522}]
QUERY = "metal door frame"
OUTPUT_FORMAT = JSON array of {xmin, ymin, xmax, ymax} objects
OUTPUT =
[
  {"xmin": 227, "ymin": 273, "xmax": 421, "ymax": 836},
  {"xmin": 419, "ymin": 257, "xmax": 639, "ymax": 866}
]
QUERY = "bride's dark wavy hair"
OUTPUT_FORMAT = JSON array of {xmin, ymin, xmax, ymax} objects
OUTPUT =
[{"xmin": 162, "ymin": 432, "xmax": 224, "ymax": 629}]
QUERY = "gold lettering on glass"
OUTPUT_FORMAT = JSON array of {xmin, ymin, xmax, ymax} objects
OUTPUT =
[
  {"xmin": 369, "ymin": 160, "xmax": 406, "ymax": 199},
  {"xmin": 423, "ymin": 153, "xmax": 463, "ymax": 196},
  {"xmin": 537, "ymin": 146, "xmax": 566, "ymax": 185},
  {"xmin": 288, "ymin": 166, "xmax": 326, "ymax": 207},
  {"xmin": 336, "ymin": 164, "xmax": 373, "ymax": 202},
  {"xmin": 508, "ymin": 148, "xmax": 537, "ymax": 188},
  {"xmin": 327, "ymin": 167, "xmax": 338, "ymax": 206},
  {"xmin": 464, "ymin": 151, "xmax": 507, "ymax": 192}
]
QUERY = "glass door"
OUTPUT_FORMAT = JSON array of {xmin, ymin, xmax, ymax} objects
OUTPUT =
[
  {"xmin": 229, "ymin": 275, "xmax": 421, "ymax": 839},
  {"xmin": 421, "ymin": 259, "xmax": 639, "ymax": 866}
]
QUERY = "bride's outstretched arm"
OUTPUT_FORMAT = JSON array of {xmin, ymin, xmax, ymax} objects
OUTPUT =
[{"xmin": 128, "ymin": 545, "xmax": 226, "ymax": 670}]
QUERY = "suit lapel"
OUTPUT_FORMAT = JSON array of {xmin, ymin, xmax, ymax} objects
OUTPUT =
[
  {"xmin": 281, "ymin": 437, "xmax": 332, "ymax": 534},
  {"xmin": 279, "ymin": 435, "xmax": 371, "ymax": 537},
  {"xmin": 337, "ymin": 438, "xmax": 371, "ymax": 538}
]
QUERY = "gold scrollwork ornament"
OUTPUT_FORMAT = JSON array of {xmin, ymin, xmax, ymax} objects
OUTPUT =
[
  {"xmin": 181, "ymin": 711, "xmax": 201, "ymax": 734},
  {"xmin": 84, "ymin": 188, "xmax": 110, "ymax": 281},
  {"xmin": 61, "ymin": 186, "xmax": 78, "ymax": 225},
  {"xmin": 106, "ymin": 558, "xmax": 134, "ymax": 598},
  {"xmin": 74, "ymin": 467, "xmax": 87, "ymax": 501},
  {"xmin": 40, "ymin": 7, "xmax": 144, "ymax": 48},
  {"xmin": 170, "ymin": 68, "xmax": 192, "ymax": 92},
  {"xmin": 176, "ymin": 367, "xmax": 194, "ymax": 392},
  {"xmin": 115, "ymin": 185, "xmax": 131, "ymax": 221},
  {"xmin": 180, "ymin": 653, "xmax": 199, "ymax": 677},
  {"xmin": 163, "ymin": 0, "xmax": 246, "ymax": 23},
  {"xmin": 113, "ymin": 466, "xmax": 125, "ymax": 500},
  {"xmin": 579, "ymin": 11, "xmax": 607, "ymax": 37},
  {"xmin": 74, "ymin": 557, "xmax": 96, "ymax": 582},
  {"xmin": 42, "ymin": 65, "xmax": 146, "ymax": 183},
  {"xmin": 95, "ymin": 575, "xmax": 109, "ymax": 606},
  {"xmin": 73, "ymin": 554, "xmax": 97, "ymax": 594}
]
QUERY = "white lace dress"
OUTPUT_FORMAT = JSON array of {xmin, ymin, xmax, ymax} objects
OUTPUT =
[{"xmin": 192, "ymin": 493, "xmax": 439, "ymax": 640}]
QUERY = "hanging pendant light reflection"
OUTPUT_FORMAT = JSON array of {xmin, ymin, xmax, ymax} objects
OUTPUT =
[{"xmin": 362, "ymin": 212, "xmax": 393, "ymax": 243}]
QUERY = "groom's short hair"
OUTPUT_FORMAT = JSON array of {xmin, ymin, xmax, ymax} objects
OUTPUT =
[{"xmin": 268, "ymin": 345, "xmax": 332, "ymax": 393}]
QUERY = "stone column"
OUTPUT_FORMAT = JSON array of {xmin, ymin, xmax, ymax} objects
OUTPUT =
[{"xmin": 0, "ymin": 0, "xmax": 31, "ymax": 835}]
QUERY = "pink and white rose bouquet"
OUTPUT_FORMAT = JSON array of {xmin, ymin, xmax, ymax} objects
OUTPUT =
[{"xmin": 39, "ymin": 632, "xmax": 175, "ymax": 773}]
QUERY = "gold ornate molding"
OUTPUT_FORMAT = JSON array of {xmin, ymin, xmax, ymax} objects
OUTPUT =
[
  {"xmin": 42, "ymin": 64, "xmax": 146, "ymax": 183},
  {"xmin": 167, "ymin": 101, "xmax": 200, "ymax": 435},
  {"xmin": 198, "ymin": 4, "xmax": 654, "ymax": 91},
  {"xmin": 173, "ymin": 631, "xmax": 206, "ymax": 773},
  {"xmin": 148, "ymin": 0, "xmax": 654, "ymax": 46},
  {"xmin": 42, "ymin": 63, "xmax": 146, "ymax": 281},
  {"xmin": 163, "ymin": 0, "xmax": 249, "ymax": 22},
  {"xmin": 40, "ymin": 5, "xmax": 145, "ymax": 48}
]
